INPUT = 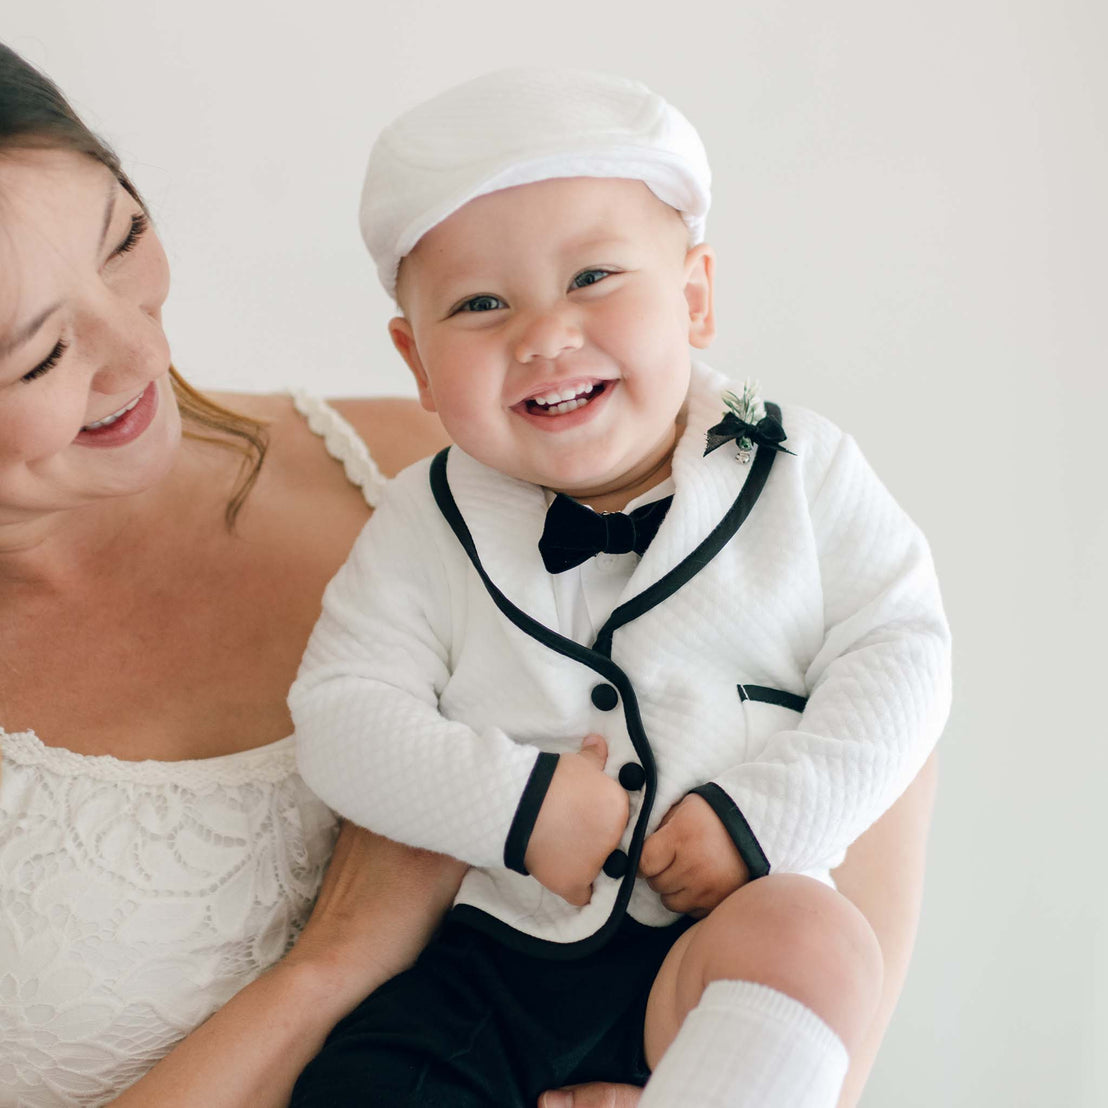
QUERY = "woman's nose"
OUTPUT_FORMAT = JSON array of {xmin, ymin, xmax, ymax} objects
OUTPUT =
[
  {"xmin": 513, "ymin": 306, "xmax": 583, "ymax": 364},
  {"xmin": 88, "ymin": 298, "xmax": 169, "ymax": 395}
]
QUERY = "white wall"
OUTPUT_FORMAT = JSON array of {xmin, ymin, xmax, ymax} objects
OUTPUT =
[{"xmin": 4, "ymin": 2, "xmax": 1104, "ymax": 1104}]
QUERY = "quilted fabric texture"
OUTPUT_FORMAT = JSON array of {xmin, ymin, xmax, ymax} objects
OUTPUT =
[{"xmin": 291, "ymin": 363, "xmax": 952, "ymax": 947}]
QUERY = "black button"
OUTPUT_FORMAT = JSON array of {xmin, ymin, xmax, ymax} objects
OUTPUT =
[
  {"xmin": 618, "ymin": 762, "xmax": 646, "ymax": 791},
  {"xmin": 602, "ymin": 849, "xmax": 629, "ymax": 878},
  {"xmin": 591, "ymin": 684, "xmax": 619, "ymax": 711}
]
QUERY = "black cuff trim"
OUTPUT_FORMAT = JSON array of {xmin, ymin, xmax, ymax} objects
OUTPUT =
[
  {"xmin": 689, "ymin": 783, "xmax": 771, "ymax": 880},
  {"xmin": 737, "ymin": 684, "xmax": 808, "ymax": 713},
  {"xmin": 504, "ymin": 751, "xmax": 559, "ymax": 875}
]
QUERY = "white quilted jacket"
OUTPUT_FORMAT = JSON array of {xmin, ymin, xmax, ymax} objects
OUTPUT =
[{"xmin": 291, "ymin": 364, "xmax": 951, "ymax": 956}]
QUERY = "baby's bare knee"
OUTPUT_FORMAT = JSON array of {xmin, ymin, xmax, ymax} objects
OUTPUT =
[{"xmin": 688, "ymin": 875, "xmax": 883, "ymax": 1053}]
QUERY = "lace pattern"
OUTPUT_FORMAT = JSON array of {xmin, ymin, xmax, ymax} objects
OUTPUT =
[
  {"xmin": 0, "ymin": 728, "xmax": 339, "ymax": 1107},
  {"xmin": 0, "ymin": 396, "xmax": 375, "ymax": 1105}
]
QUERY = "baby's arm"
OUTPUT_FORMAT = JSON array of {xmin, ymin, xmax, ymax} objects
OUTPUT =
[
  {"xmin": 676, "ymin": 424, "xmax": 951, "ymax": 883},
  {"xmin": 292, "ymin": 466, "xmax": 626, "ymax": 898},
  {"xmin": 292, "ymin": 469, "xmax": 547, "ymax": 870}
]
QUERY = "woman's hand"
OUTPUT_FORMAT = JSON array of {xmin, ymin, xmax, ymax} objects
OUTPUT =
[{"xmin": 539, "ymin": 1083, "xmax": 643, "ymax": 1108}]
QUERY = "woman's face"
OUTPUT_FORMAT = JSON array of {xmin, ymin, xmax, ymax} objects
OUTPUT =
[{"xmin": 0, "ymin": 149, "xmax": 179, "ymax": 528}]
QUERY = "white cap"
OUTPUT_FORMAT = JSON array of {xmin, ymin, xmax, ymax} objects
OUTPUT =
[{"xmin": 360, "ymin": 67, "xmax": 712, "ymax": 298}]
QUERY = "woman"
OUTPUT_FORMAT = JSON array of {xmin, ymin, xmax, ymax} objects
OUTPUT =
[{"xmin": 0, "ymin": 42, "xmax": 936, "ymax": 1108}]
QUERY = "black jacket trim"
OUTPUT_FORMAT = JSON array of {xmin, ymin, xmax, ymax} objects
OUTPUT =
[
  {"xmin": 428, "ymin": 410, "xmax": 784, "ymax": 958},
  {"xmin": 689, "ymin": 782, "xmax": 772, "ymax": 880},
  {"xmin": 504, "ymin": 751, "xmax": 560, "ymax": 874},
  {"xmin": 737, "ymin": 683, "xmax": 808, "ymax": 713},
  {"xmin": 591, "ymin": 402, "xmax": 783, "ymax": 658},
  {"xmin": 431, "ymin": 449, "xmax": 654, "ymax": 957}
]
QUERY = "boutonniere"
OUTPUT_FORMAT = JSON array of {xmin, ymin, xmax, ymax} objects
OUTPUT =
[{"xmin": 703, "ymin": 379, "xmax": 795, "ymax": 464}]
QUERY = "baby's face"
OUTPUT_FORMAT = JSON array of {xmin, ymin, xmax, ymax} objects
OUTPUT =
[{"xmin": 390, "ymin": 177, "xmax": 714, "ymax": 509}]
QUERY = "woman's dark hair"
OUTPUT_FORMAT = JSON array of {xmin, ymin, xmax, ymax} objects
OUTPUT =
[{"xmin": 0, "ymin": 41, "xmax": 268, "ymax": 528}]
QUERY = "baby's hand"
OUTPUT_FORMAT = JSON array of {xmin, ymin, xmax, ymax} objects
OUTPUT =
[
  {"xmin": 524, "ymin": 734, "xmax": 630, "ymax": 907},
  {"xmin": 638, "ymin": 793, "xmax": 750, "ymax": 917}
]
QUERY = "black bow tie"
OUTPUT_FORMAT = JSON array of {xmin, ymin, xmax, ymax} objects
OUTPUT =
[{"xmin": 538, "ymin": 493, "xmax": 673, "ymax": 574}]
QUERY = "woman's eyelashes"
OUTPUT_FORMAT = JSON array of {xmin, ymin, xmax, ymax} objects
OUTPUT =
[
  {"xmin": 111, "ymin": 211, "xmax": 149, "ymax": 259},
  {"xmin": 18, "ymin": 213, "xmax": 149, "ymax": 385},
  {"xmin": 22, "ymin": 340, "xmax": 68, "ymax": 384}
]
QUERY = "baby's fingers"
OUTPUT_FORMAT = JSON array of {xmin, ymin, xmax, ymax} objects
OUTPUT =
[
  {"xmin": 560, "ymin": 880, "xmax": 593, "ymax": 908},
  {"xmin": 638, "ymin": 827, "xmax": 676, "ymax": 880},
  {"xmin": 659, "ymin": 888, "xmax": 709, "ymax": 918}
]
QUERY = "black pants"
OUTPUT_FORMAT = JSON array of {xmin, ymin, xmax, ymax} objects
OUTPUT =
[{"xmin": 291, "ymin": 914, "xmax": 694, "ymax": 1108}]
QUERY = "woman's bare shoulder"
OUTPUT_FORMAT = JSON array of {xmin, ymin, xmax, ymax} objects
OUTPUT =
[
  {"xmin": 327, "ymin": 397, "xmax": 450, "ymax": 478},
  {"xmin": 203, "ymin": 391, "xmax": 448, "ymax": 479}
]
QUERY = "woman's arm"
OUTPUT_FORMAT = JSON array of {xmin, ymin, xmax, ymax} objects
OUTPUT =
[
  {"xmin": 110, "ymin": 825, "xmax": 466, "ymax": 1108},
  {"xmin": 831, "ymin": 750, "xmax": 938, "ymax": 1108}
]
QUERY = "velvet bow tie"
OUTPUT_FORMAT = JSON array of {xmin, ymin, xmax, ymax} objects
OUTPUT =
[{"xmin": 538, "ymin": 493, "xmax": 674, "ymax": 574}]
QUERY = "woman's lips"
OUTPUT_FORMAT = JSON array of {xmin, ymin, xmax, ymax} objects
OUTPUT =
[{"xmin": 74, "ymin": 381, "xmax": 159, "ymax": 448}]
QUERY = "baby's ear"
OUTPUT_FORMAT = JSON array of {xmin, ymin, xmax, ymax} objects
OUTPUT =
[
  {"xmin": 388, "ymin": 317, "xmax": 437, "ymax": 412},
  {"xmin": 683, "ymin": 244, "xmax": 716, "ymax": 349}
]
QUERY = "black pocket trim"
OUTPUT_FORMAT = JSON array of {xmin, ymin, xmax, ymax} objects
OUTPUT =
[
  {"xmin": 503, "ymin": 751, "xmax": 560, "ymax": 875},
  {"xmin": 737, "ymin": 684, "xmax": 808, "ymax": 714},
  {"xmin": 689, "ymin": 782, "xmax": 771, "ymax": 880}
]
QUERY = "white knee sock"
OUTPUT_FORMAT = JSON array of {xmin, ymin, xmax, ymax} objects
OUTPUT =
[{"xmin": 638, "ymin": 980, "xmax": 849, "ymax": 1108}]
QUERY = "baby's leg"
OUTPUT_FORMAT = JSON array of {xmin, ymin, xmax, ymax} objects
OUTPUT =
[{"xmin": 639, "ymin": 875, "xmax": 883, "ymax": 1108}]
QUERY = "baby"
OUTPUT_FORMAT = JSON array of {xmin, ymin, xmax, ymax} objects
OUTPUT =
[{"xmin": 290, "ymin": 69, "xmax": 951, "ymax": 1108}]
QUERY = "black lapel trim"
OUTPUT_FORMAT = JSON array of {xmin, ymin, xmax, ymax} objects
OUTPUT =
[
  {"xmin": 591, "ymin": 402, "xmax": 783, "ymax": 658},
  {"xmin": 737, "ymin": 683, "xmax": 808, "ymax": 714},
  {"xmin": 427, "ymin": 406, "xmax": 787, "ymax": 958},
  {"xmin": 430, "ymin": 448, "xmax": 657, "ymax": 958},
  {"xmin": 689, "ymin": 782, "xmax": 771, "ymax": 880}
]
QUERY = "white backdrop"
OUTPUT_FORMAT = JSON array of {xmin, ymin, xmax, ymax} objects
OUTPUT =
[{"xmin": 4, "ymin": 2, "xmax": 1105, "ymax": 1104}]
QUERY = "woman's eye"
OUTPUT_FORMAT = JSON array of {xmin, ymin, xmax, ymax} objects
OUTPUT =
[
  {"xmin": 455, "ymin": 294, "xmax": 504, "ymax": 314},
  {"xmin": 111, "ymin": 212, "xmax": 149, "ymax": 259},
  {"xmin": 571, "ymin": 269, "xmax": 611, "ymax": 290},
  {"xmin": 21, "ymin": 340, "xmax": 68, "ymax": 383}
]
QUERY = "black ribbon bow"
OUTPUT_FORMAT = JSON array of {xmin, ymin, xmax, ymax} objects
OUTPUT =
[
  {"xmin": 703, "ymin": 411, "xmax": 795, "ymax": 458},
  {"xmin": 538, "ymin": 493, "xmax": 673, "ymax": 574}
]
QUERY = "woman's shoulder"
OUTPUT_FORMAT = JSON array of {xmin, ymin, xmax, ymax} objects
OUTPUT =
[{"xmin": 207, "ymin": 391, "xmax": 448, "ymax": 481}]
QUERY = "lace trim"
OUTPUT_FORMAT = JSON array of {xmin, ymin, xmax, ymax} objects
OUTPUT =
[
  {"xmin": 0, "ymin": 727, "xmax": 297, "ymax": 787},
  {"xmin": 289, "ymin": 391, "xmax": 388, "ymax": 507}
]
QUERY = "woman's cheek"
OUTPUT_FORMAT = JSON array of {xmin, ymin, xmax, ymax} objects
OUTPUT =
[{"xmin": 0, "ymin": 391, "xmax": 87, "ymax": 464}]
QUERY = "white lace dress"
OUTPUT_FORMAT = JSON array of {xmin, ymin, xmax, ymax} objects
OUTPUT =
[{"xmin": 0, "ymin": 396, "xmax": 387, "ymax": 1107}]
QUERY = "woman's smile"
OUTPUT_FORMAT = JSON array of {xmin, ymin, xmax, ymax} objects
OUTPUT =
[{"xmin": 75, "ymin": 379, "xmax": 161, "ymax": 448}]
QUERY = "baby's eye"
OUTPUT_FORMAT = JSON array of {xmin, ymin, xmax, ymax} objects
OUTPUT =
[
  {"xmin": 570, "ymin": 268, "xmax": 612, "ymax": 290},
  {"xmin": 454, "ymin": 294, "xmax": 504, "ymax": 314}
]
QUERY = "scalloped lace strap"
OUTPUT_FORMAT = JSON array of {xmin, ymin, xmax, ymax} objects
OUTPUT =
[{"xmin": 289, "ymin": 392, "xmax": 388, "ymax": 508}]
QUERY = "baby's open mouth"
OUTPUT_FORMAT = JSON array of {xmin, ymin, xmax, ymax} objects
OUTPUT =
[{"xmin": 524, "ymin": 381, "xmax": 607, "ymax": 416}]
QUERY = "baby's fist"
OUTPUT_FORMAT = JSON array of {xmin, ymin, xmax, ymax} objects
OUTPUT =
[
  {"xmin": 524, "ymin": 734, "xmax": 629, "ymax": 907},
  {"xmin": 638, "ymin": 793, "xmax": 750, "ymax": 917}
]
